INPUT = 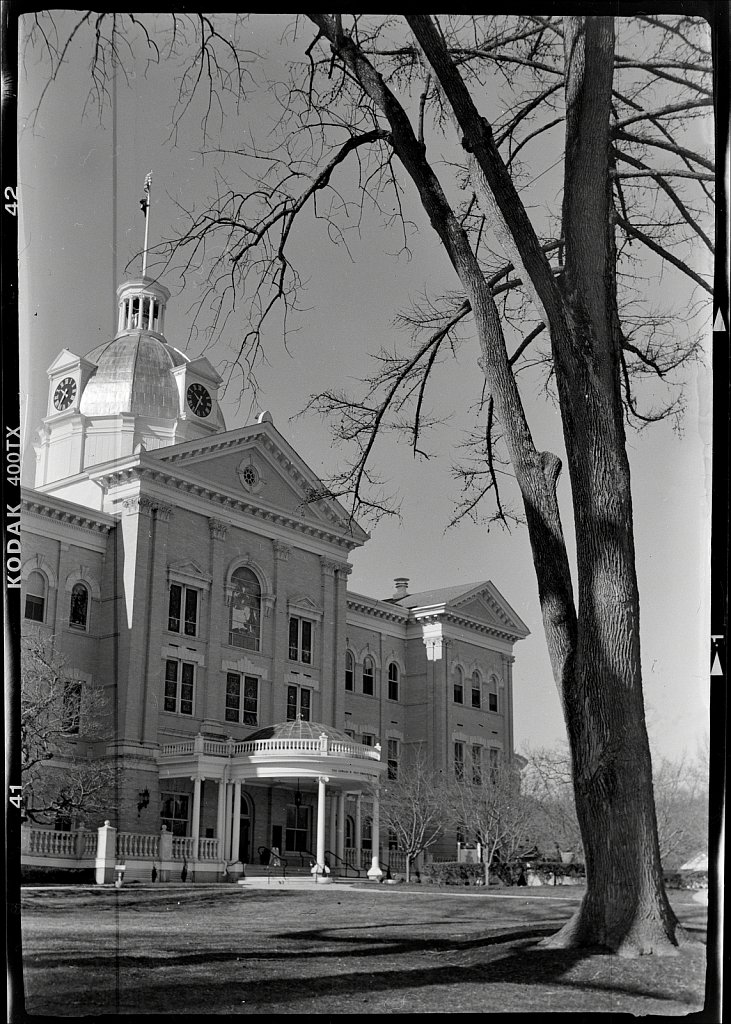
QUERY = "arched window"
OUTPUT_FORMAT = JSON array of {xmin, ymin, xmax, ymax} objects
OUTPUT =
[
  {"xmin": 362, "ymin": 656, "xmax": 375, "ymax": 696},
  {"xmin": 453, "ymin": 666, "xmax": 464, "ymax": 705},
  {"xmin": 25, "ymin": 571, "xmax": 46, "ymax": 622},
  {"xmin": 69, "ymin": 582, "xmax": 89, "ymax": 630},
  {"xmin": 488, "ymin": 675, "xmax": 499, "ymax": 713},
  {"xmin": 345, "ymin": 651, "xmax": 354, "ymax": 691},
  {"xmin": 229, "ymin": 567, "xmax": 261, "ymax": 651},
  {"xmin": 345, "ymin": 815, "xmax": 355, "ymax": 849},
  {"xmin": 387, "ymin": 663, "xmax": 399, "ymax": 701},
  {"xmin": 471, "ymin": 671, "xmax": 481, "ymax": 709}
]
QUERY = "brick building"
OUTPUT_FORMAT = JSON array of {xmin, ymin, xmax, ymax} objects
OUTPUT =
[{"xmin": 20, "ymin": 271, "xmax": 529, "ymax": 880}]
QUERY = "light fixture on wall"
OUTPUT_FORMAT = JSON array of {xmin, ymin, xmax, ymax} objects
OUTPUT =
[{"xmin": 137, "ymin": 788, "xmax": 150, "ymax": 816}]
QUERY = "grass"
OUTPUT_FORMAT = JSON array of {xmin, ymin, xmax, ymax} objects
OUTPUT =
[{"xmin": 17, "ymin": 883, "xmax": 709, "ymax": 1016}]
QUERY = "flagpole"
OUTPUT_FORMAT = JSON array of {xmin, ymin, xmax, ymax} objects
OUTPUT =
[{"xmin": 141, "ymin": 172, "xmax": 152, "ymax": 278}]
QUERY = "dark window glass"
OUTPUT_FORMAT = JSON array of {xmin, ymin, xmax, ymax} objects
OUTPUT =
[
  {"xmin": 225, "ymin": 673, "xmax": 241, "ymax": 722},
  {"xmin": 25, "ymin": 571, "xmax": 46, "ymax": 622},
  {"xmin": 286, "ymin": 685, "xmax": 298, "ymax": 721},
  {"xmin": 243, "ymin": 676, "xmax": 258, "ymax": 726},
  {"xmin": 300, "ymin": 688, "xmax": 311, "ymax": 721},
  {"xmin": 472, "ymin": 745, "xmax": 482, "ymax": 785},
  {"xmin": 471, "ymin": 673, "xmax": 481, "ymax": 709},
  {"xmin": 387, "ymin": 738, "xmax": 399, "ymax": 780},
  {"xmin": 301, "ymin": 620, "xmax": 312, "ymax": 664},
  {"xmin": 62, "ymin": 680, "xmax": 82, "ymax": 734},
  {"xmin": 230, "ymin": 568, "xmax": 261, "ymax": 651},
  {"xmin": 388, "ymin": 664, "xmax": 399, "ymax": 701},
  {"xmin": 168, "ymin": 584, "xmax": 182, "ymax": 632},
  {"xmin": 288, "ymin": 617, "xmax": 299, "ymax": 660},
  {"xmin": 363, "ymin": 657, "xmax": 374, "ymax": 696},
  {"xmin": 285, "ymin": 805, "xmax": 310, "ymax": 852},
  {"xmin": 454, "ymin": 669, "xmax": 464, "ymax": 705},
  {"xmin": 184, "ymin": 588, "xmax": 198, "ymax": 637},
  {"xmin": 69, "ymin": 583, "xmax": 89, "ymax": 629},
  {"xmin": 454, "ymin": 741, "xmax": 465, "ymax": 780},
  {"xmin": 488, "ymin": 691, "xmax": 498, "ymax": 713},
  {"xmin": 345, "ymin": 651, "xmax": 354, "ymax": 691},
  {"xmin": 164, "ymin": 660, "xmax": 178, "ymax": 712},
  {"xmin": 161, "ymin": 794, "xmax": 189, "ymax": 836},
  {"xmin": 180, "ymin": 663, "xmax": 194, "ymax": 716}
]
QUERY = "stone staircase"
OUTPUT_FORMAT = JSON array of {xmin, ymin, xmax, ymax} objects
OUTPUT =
[{"xmin": 237, "ymin": 864, "xmax": 359, "ymax": 889}]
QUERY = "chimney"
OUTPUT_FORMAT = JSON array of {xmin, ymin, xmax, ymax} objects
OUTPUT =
[{"xmin": 393, "ymin": 577, "xmax": 410, "ymax": 599}]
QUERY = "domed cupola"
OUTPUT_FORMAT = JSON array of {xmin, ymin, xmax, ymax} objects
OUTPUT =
[
  {"xmin": 79, "ymin": 278, "xmax": 188, "ymax": 419},
  {"xmin": 34, "ymin": 175, "xmax": 227, "ymax": 493}
]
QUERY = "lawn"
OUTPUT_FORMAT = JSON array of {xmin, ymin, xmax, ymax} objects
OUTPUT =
[{"xmin": 16, "ymin": 883, "xmax": 709, "ymax": 1016}]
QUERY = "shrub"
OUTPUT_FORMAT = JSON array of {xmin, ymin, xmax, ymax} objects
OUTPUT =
[{"xmin": 664, "ymin": 870, "xmax": 708, "ymax": 890}]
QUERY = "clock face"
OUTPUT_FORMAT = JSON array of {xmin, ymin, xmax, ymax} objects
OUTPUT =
[
  {"xmin": 186, "ymin": 382, "xmax": 212, "ymax": 418},
  {"xmin": 53, "ymin": 377, "xmax": 77, "ymax": 411}
]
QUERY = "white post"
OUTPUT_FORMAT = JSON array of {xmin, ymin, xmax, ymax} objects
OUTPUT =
[
  {"xmin": 367, "ymin": 790, "xmax": 383, "ymax": 881},
  {"xmin": 329, "ymin": 792, "xmax": 337, "ymax": 863},
  {"xmin": 224, "ymin": 781, "xmax": 233, "ymax": 860},
  {"xmin": 141, "ymin": 171, "xmax": 152, "ymax": 278},
  {"xmin": 316, "ymin": 775, "xmax": 330, "ymax": 882},
  {"xmin": 231, "ymin": 781, "xmax": 242, "ymax": 862},
  {"xmin": 191, "ymin": 775, "xmax": 202, "ymax": 860},
  {"xmin": 336, "ymin": 792, "xmax": 346, "ymax": 865},
  {"xmin": 216, "ymin": 778, "xmax": 227, "ymax": 861},
  {"xmin": 95, "ymin": 820, "xmax": 117, "ymax": 885},
  {"xmin": 355, "ymin": 793, "xmax": 363, "ymax": 870}
]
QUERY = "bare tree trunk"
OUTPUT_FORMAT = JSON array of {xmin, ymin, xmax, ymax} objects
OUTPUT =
[{"xmin": 539, "ymin": 17, "xmax": 681, "ymax": 956}]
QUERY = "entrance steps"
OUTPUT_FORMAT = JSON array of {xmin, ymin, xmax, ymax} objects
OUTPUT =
[{"xmin": 237, "ymin": 864, "xmax": 358, "ymax": 889}]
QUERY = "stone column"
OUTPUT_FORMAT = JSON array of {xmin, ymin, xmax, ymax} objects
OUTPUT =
[
  {"xmin": 355, "ymin": 793, "xmax": 363, "ymax": 869},
  {"xmin": 329, "ymin": 791, "xmax": 337, "ymax": 862},
  {"xmin": 231, "ymin": 781, "xmax": 242, "ymax": 862},
  {"xmin": 205, "ymin": 519, "xmax": 228, "ymax": 724},
  {"xmin": 191, "ymin": 775, "xmax": 202, "ymax": 860},
  {"xmin": 315, "ymin": 775, "xmax": 330, "ymax": 881},
  {"xmin": 216, "ymin": 777, "xmax": 227, "ymax": 861},
  {"xmin": 336, "ymin": 791, "xmax": 346, "ymax": 864},
  {"xmin": 367, "ymin": 789, "xmax": 383, "ymax": 880},
  {"xmin": 224, "ymin": 781, "xmax": 233, "ymax": 860}
]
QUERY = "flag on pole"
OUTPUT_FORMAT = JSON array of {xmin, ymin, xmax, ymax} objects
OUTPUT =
[{"xmin": 139, "ymin": 171, "xmax": 152, "ymax": 214}]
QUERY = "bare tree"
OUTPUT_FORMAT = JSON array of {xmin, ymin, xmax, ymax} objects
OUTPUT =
[
  {"xmin": 21, "ymin": 11, "xmax": 715, "ymax": 955},
  {"xmin": 21, "ymin": 634, "xmax": 116, "ymax": 827},
  {"xmin": 379, "ymin": 747, "xmax": 450, "ymax": 882},
  {"xmin": 520, "ymin": 745, "xmax": 583, "ymax": 858},
  {"xmin": 449, "ymin": 756, "xmax": 534, "ymax": 885}
]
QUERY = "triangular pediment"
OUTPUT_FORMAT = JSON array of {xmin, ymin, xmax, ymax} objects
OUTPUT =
[
  {"xmin": 146, "ymin": 419, "xmax": 368, "ymax": 544},
  {"xmin": 167, "ymin": 559, "xmax": 212, "ymax": 586},
  {"xmin": 449, "ymin": 583, "xmax": 530, "ymax": 638},
  {"xmin": 47, "ymin": 349, "xmax": 97, "ymax": 375}
]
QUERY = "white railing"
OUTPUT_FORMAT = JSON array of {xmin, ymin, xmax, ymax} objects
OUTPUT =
[
  {"xmin": 116, "ymin": 832, "xmax": 160, "ymax": 859},
  {"xmin": 197, "ymin": 837, "xmax": 220, "ymax": 861},
  {"xmin": 159, "ymin": 733, "xmax": 382, "ymax": 762},
  {"xmin": 172, "ymin": 836, "xmax": 195, "ymax": 860},
  {"xmin": 26, "ymin": 828, "xmax": 83, "ymax": 858}
]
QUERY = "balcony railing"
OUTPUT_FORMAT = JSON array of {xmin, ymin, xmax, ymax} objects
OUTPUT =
[{"xmin": 159, "ymin": 733, "xmax": 381, "ymax": 761}]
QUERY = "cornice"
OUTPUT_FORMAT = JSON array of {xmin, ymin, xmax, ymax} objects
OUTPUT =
[
  {"xmin": 94, "ymin": 463, "xmax": 362, "ymax": 552},
  {"xmin": 21, "ymin": 491, "xmax": 115, "ymax": 537},
  {"xmin": 346, "ymin": 595, "xmax": 410, "ymax": 625}
]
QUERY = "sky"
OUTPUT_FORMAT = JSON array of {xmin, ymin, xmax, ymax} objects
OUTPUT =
[{"xmin": 16, "ymin": 12, "xmax": 713, "ymax": 763}]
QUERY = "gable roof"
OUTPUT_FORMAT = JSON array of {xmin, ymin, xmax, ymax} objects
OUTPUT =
[{"xmin": 391, "ymin": 580, "xmax": 530, "ymax": 640}]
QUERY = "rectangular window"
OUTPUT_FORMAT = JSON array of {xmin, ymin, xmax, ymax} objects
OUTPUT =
[
  {"xmin": 387, "ymin": 738, "xmax": 399, "ymax": 780},
  {"xmin": 25, "ymin": 594, "xmax": 45, "ymax": 622},
  {"xmin": 489, "ymin": 747, "xmax": 500, "ymax": 779},
  {"xmin": 362, "ymin": 660, "xmax": 375, "ymax": 696},
  {"xmin": 160, "ymin": 793, "xmax": 190, "ymax": 837},
  {"xmin": 62, "ymin": 680, "xmax": 82, "ymax": 735},
  {"xmin": 286, "ymin": 684, "xmax": 311, "ymax": 722},
  {"xmin": 488, "ymin": 691, "xmax": 498, "ymax": 713},
  {"xmin": 454, "ymin": 741, "xmax": 465, "ymax": 780},
  {"xmin": 285, "ymin": 804, "xmax": 311, "ymax": 852},
  {"xmin": 226, "ymin": 673, "xmax": 259, "ymax": 726},
  {"xmin": 388, "ymin": 828, "xmax": 399, "ymax": 851},
  {"xmin": 361, "ymin": 733, "xmax": 375, "ymax": 747},
  {"xmin": 387, "ymin": 665, "xmax": 399, "ymax": 701},
  {"xmin": 471, "ymin": 681, "xmax": 481, "ymax": 709},
  {"xmin": 288, "ymin": 616, "xmax": 313, "ymax": 664},
  {"xmin": 164, "ymin": 659, "xmax": 195, "ymax": 716},
  {"xmin": 345, "ymin": 655, "xmax": 354, "ymax": 691},
  {"xmin": 471, "ymin": 744, "xmax": 483, "ymax": 786},
  {"xmin": 168, "ymin": 584, "xmax": 198, "ymax": 636},
  {"xmin": 454, "ymin": 677, "xmax": 464, "ymax": 704}
]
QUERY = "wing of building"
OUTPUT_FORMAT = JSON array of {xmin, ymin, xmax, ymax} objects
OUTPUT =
[{"xmin": 20, "ymin": 272, "xmax": 529, "ymax": 883}]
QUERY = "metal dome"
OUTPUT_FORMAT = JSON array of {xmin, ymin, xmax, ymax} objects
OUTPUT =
[
  {"xmin": 79, "ymin": 332, "xmax": 188, "ymax": 418},
  {"xmin": 245, "ymin": 719, "xmax": 358, "ymax": 744}
]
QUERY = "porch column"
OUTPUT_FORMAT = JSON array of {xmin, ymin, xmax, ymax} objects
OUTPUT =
[
  {"xmin": 216, "ymin": 778, "xmax": 227, "ymax": 860},
  {"xmin": 231, "ymin": 781, "xmax": 242, "ymax": 862},
  {"xmin": 329, "ymin": 792, "xmax": 337, "ymax": 862},
  {"xmin": 315, "ymin": 775, "xmax": 330, "ymax": 880},
  {"xmin": 367, "ymin": 788, "xmax": 382, "ymax": 880},
  {"xmin": 336, "ymin": 791, "xmax": 346, "ymax": 863},
  {"xmin": 224, "ymin": 781, "xmax": 233, "ymax": 860},
  {"xmin": 191, "ymin": 775, "xmax": 202, "ymax": 860},
  {"xmin": 355, "ymin": 793, "xmax": 363, "ymax": 869}
]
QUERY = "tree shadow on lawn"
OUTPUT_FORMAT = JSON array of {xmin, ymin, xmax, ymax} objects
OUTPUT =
[{"xmin": 50, "ymin": 937, "xmax": 703, "ymax": 1015}]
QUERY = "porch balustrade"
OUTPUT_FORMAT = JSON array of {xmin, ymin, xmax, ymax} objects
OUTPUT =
[
  {"xmin": 197, "ymin": 837, "xmax": 220, "ymax": 861},
  {"xmin": 25, "ymin": 827, "xmax": 91, "ymax": 858},
  {"xmin": 116, "ymin": 831, "xmax": 160, "ymax": 860},
  {"xmin": 159, "ymin": 733, "xmax": 381, "ymax": 761},
  {"xmin": 172, "ymin": 836, "xmax": 195, "ymax": 860}
]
